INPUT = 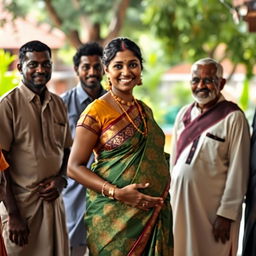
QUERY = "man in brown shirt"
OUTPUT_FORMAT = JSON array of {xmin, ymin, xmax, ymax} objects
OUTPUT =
[{"xmin": 0, "ymin": 40, "xmax": 72, "ymax": 256}]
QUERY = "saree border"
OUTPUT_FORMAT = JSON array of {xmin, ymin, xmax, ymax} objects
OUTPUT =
[{"xmin": 97, "ymin": 106, "xmax": 144, "ymax": 151}]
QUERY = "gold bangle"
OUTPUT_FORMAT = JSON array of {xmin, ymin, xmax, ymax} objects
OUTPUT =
[
  {"xmin": 101, "ymin": 181, "xmax": 108, "ymax": 197},
  {"xmin": 108, "ymin": 185, "xmax": 117, "ymax": 200}
]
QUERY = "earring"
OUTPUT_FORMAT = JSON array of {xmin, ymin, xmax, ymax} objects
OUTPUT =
[{"xmin": 105, "ymin": 77, "xmax": 112, "ymax": 91}]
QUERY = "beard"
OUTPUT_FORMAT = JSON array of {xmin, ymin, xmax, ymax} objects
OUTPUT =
[
  {"xmin": 81, "ymin": 79, "xmax": 100, "ymax": 89},
  {"xmin": 192, "ymin": 90, "xmax": 217, "ymax": 105},
  {"xmin": 32, "ymin": 73, "xmax": 51, "ymax": 87}
]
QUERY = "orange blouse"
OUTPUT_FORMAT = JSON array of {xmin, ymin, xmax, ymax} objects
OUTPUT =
[{"xmin": 77, "ymin": 99, "xmax": 121, "ymax": 134}]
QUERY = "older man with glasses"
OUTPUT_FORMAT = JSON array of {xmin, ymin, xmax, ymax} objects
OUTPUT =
[{"xmin": 170, "ymin": 58, "xmax": 250, "ymax": 256}]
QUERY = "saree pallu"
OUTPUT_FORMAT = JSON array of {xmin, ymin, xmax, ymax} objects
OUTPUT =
[{"xmin": 82, "ymin": 100, "xmax": 173, "ymax": 256}]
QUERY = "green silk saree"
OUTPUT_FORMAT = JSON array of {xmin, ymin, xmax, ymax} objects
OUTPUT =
[{"xmin": 81, "ymin": 100, "xmax": 173, "ymax": 256}]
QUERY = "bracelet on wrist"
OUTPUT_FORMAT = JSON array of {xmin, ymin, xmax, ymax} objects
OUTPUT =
[
  {"xmin": 108, "ymin": 185, "xmax": 117, "ymax": 200},
  {"xmin": 101, "ymin": 181, "xmax": 108, "ymax": 197},
  {"xmin": 101, "ymin": 181, "xmax": 117, "ymax": 200}
]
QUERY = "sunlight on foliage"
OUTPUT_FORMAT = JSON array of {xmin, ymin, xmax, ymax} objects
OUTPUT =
[
  {"xmin": 239, "ymin": 78, "xmax": 249, "ymax": 110},
  {"xmin": 0, "ymin": 50, "xmax": 19, "ymax": 96}
]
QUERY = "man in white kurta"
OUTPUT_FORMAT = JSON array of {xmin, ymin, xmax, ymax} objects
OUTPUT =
[{"xmin": 170, "ymin": 58, "xmax": 250, "ymax": 256}]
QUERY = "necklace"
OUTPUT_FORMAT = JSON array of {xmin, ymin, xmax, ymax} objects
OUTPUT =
[
  {"xmin": 110, "ymin": 90, "xmax": 135, "ymax": 106},
  {"xmin": 110, "ymin": 91, "xmax": 148, "ymax": 136}
]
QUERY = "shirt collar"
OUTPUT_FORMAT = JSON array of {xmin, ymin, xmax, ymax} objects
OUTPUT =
[
  {"xmin": 77, "ymin": 82, "xmax": 106, "ymax": 104},
  {"xmin": 19, "ymin": 83, "xmax": 51, "ymax": 103},
  {"xmin": 77, "ymin": 83, "xmax": 90, "ymax": 105}
]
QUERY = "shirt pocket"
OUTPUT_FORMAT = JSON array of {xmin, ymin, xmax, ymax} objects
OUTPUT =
[
  {"xmin": 206, "ymin": 132, "xmax": 225, "ymax": 142},
  {"xmin": 53, "ymin": 121, "xmax": 66, "ymax": 147},
  {"xmin": 198, "ymin": 132, "xmax": 228, "ymax": 171}
]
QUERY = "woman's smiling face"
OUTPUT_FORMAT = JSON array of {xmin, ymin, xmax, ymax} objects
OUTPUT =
[{"xmin": 105, "ymin": 49, "xmax": 142, "ymax": 95}]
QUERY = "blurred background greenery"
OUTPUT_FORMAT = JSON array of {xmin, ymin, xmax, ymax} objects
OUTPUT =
[{"xmin": 1, "ymin": 0, "xmax": 256, "ymax": 151}]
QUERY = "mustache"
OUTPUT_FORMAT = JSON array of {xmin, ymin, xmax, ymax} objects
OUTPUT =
[
  {"xmin": 195, "ymin": 88, "xmax": 210, "ymax": 93},
  {"xmin": 32, "ymin": 72, "xmax": 48, "ymax": 78},
  {"xmin": 86, "ymin": 75, "xmax": 100, "ymax": 79}
]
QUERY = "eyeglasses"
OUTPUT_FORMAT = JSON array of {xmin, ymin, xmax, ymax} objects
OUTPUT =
[{"xmin": 190, "ymin": 77, "xmax": 217, "ymax": 85}]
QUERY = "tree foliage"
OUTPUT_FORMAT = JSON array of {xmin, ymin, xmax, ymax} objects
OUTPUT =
[
  {"xmin": 140, "ymin": 0, "xmax": 256, "ymax": 111},
  {"xmin": 0, "ymin": 50, "xmax": 18, "ymax": 96},
  {"xmin": 2, "ymin": 0, "xmax": 143, "ymax": 48},
  {"xmin": 142, "ymin": 0, "xmax": 256, "ymax": 76},
  {"xmin": 4, "ymin": 0, "xmax": 256, "ymax": 74}
]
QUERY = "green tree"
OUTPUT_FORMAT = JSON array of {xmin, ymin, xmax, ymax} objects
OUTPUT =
[
  {"xmin": 142, "ymin": 0, "xmax": 256, "ymax": 69},
  {"xmin": 4, "ymin": 0, "xmax": 256, "ymax": 73},
  {"xmin": 2, "ymin": 0, "xmax": 144, "ymax": 48},
  {"xmin": 141, "ymin": 0, "xmax": 256, "ymax": 109}
]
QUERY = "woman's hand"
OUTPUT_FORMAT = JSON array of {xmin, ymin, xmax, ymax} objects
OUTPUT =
[{"xmin": 114, "ymin": 183, "xmax": 164, "ymax": 210}]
